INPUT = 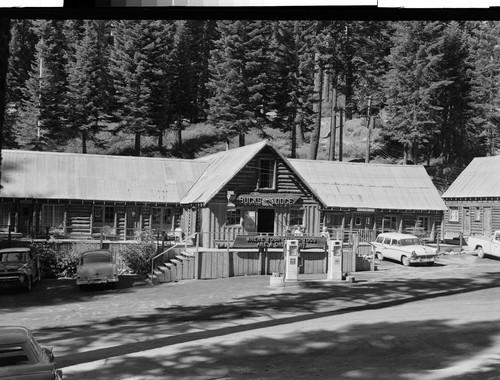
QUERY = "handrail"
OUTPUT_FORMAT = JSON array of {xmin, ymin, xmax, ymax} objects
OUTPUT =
[{"xmin": 150, "ymin": 232, "xmax": 198, "ymax": 280}]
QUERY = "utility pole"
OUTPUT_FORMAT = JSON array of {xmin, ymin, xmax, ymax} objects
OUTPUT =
[
  {"xmin": 329, "ymin": 86, "xmax": 337, "ymax": 161},
  {"xmin": 365, "ymin": 96, "xmax": 372, "ymax": 163},
  {"xmin": 338, "ymin": 108, "xmax": 344, "ymax": 161}
]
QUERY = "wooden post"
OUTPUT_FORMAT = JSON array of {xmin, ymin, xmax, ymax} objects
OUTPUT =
[{"xmin": 195, "ymin": 232, "xmax": 200, "ymax": 280}]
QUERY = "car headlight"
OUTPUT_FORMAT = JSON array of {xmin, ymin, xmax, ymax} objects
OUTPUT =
[{"xmin": 18, "ymin": 275, "xmax": 25, "ymax": 282}]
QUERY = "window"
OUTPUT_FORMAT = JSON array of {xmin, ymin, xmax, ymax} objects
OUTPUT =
[
  {"xmin": 0, "ymin": 204, "xmax": 10, "ymax": 231},
  {"xmin": 382, "ymin": 215, "xmax": 398, "ymax": 231},
  {"xmin": 325, "ymin": 214, "xmax": 348, "ymax": 228},
  {"xmin": 226, "ymin": 209, "xmax": 242, "ymax": 226},
  {"xmin": 355, "ymin": 217, "xmax": 362, "ymax": 226},
  {"xmin": 474, "ymin": 207, "xmax": 481, "ymax": 221},
  {"xmin": 0, "ymin": 346, "xmax": 30, "ymax": 366},
  {"xmin": 41, "ymin": 204, "xmax": 65, "ymax": 229},
  {"xmin": 449, "ymin": 207, "xmax": 459, "ymax": 222},
  {"xmin": 152, "ymin": 207, "xmax": 173, "ymax": 231},
  {"xmin": 93, "ymin": 205, "xmax": 115, "ymax": 227},
  {"xmin": 258, "ymin": 159, "xmax": 276, "ymax": 189},
  {"xmin": 289, "ymin": 209, "xmax": 304, "ymax": 226}
]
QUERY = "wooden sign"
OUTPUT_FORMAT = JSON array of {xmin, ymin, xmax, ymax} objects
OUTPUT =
[
  {"xmin": 232, "ymin": 234, "xmax": 326, "ymax": 249},
  {"xmin": 236, "ymin": 193, "xmax": 301, "ymax": 207}
]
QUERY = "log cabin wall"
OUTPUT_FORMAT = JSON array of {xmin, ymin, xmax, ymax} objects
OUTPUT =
[{"xmin": 443, "ymin": 198, "xmax": 500, "ymax": 239}]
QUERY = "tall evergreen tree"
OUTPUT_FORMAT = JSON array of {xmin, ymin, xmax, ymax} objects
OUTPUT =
[
  {"xmin": 5, "ymin": 19, "xmax": 37, "ymax": 148},
  {"xmin": 14, "ymin": 20, "xmax": 71, "ymax": 150},
  {"xmin": 383, "ymin": 21, "xmax": 451, "ymax": 164},
  {"xmin": 268, "ymin": 20, "xmax": 315, "ymax": 158},
  {"xmin": 207, "ymin": 20, "xmax": 273, "ymax": 147},
  {"xmin": 66, "ymin": 20, "xmax": 114, "ymax": 153},
  {"xmin": 110, "ymin": 20, "xmax": 174, "ymax": 156},
  {"xmin": 468, "ymin": 20, "xmax": 500, "ymax": 158}
]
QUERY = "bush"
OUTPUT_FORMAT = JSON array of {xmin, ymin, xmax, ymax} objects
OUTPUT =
[
  {"xmin": 30, "ymin": 241, "xmax": 98, "ymax": 279},
  {"xmin": 121, "ymin": 230, "xmax": 157, "ymax": 275}
]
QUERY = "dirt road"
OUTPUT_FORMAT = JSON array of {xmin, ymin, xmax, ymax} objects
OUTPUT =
[{"xmin": 2, "ymin": 253, "xmax": 500, "ymax": 379}]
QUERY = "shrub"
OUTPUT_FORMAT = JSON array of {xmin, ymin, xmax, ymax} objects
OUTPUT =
[{"xmin": 121, "ymin": 230, "xmax": 157, "ymax": 275}]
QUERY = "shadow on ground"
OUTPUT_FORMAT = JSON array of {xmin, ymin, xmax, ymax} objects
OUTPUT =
[{"xmin": 31, "ymin": 273, "xmax": 500, "ymax": 378}]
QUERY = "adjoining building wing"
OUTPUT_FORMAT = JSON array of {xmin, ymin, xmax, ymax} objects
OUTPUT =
[
  {"xmin": 442, "ymin": 155, "xmax": 500, "ymax": 199},
  {"xmin": 288, "ymin": 159, "xmax": 447, "ymax": 211},
  {"xmin": 0, "ymin": 150, "xmax": 208, "ymax": 204}
]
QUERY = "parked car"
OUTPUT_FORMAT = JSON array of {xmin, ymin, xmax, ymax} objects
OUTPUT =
[
  {"xmin": 466, "ymin": 230, "xmax": 500, "ymax": 258},
  {"xmin": 76, "ymin": 249, "xmax": 119, "ymax": 289},
  {"xmin": 0, "ymin": 248, "xmax": 41, "ymax": 291},
  {"xmin": 0, "ymin": 326, "xmax": 63, "ymax": 379},
  {"xmin": 371, "ymin": 232, "xmax": 437, "ymax": 266}
]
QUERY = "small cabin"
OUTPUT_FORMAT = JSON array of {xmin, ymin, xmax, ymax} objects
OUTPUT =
[{"xmin": 442, "ymin": 155, "xmax": 500, "ymax": 240}]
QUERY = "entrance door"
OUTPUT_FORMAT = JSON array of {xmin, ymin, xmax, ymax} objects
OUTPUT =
[{"xmin": 257, "ymin": 209, "xmax": 275, "ymax": 234}]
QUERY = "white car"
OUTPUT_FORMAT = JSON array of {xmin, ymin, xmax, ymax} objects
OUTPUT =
[{"xmin": 371, "ymin": 232, "xmax": 437, "ymax": 266}]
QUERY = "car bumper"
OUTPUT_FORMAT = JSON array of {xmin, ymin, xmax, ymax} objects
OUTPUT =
[
  {"xmin": 409, "ymin": 255, "xmax": 436, "ymax": 263},
  {"xmin": 0, "ymin": 275, "xmax": 25, "ymax": 286},
  {"xmin": 76, "ymin": 277, "xmax": 118, "ymax": 285}
]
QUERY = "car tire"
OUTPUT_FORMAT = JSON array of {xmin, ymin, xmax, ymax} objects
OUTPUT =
[
  {"xmin": 376, "ymin": 252, "xmax": 384, "ymax": 261},
  {"xmin": 401, "ymin": 255, "xmax": 411, "ymax": 267},
  {"xmin": 476, "ymin": 247, "xmax": 485, "ymax": 258},
  {"xmin": 25, "ymin": 276, "xmax": 32, "ymax": 291}
]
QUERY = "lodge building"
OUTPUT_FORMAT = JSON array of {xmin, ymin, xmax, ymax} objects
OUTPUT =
[{"xmin": 0, "ymin": 140, "xmax": 447, "ymax": 247}]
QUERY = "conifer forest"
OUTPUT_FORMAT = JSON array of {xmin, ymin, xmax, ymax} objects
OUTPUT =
[{"xmin": 3, "ymin": 19, "xmax": 500, "ymax": 181}]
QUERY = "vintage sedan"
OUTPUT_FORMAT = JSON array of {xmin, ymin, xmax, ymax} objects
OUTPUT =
[
  {"xmin": 371, "ymin": 232, "xmax": 437, "ymax": 266},
  {"xmin": 0, "ymin": 326, "xmax": 63, "ymax": 380},
  {"xmin": 76, "ymin": 249, "xmax": 119, "ymax": 289},
  {"xmin": 0, "ymin": 248, "xmax": 41, "ymax": 291}
]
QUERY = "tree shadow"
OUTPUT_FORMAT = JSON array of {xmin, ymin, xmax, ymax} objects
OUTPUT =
[
  {"xmin": 0, "ymin": 275, "xmax": 149, "ymax": 312},
  {"xmin": 60, "ymin": 319, "xmax": 500, "ymax": 380},
  {"xmin": 28, "ymin": 272, "xmax": 500, "ymax": 375}
]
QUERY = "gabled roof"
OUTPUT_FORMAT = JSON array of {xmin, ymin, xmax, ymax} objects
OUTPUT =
[
  {"xmin": 442, "ymin": 155, "xmax": 500, "ymax": 199},
  {"xmin": 181, "ymin": 141, "xmax": 269, "ymax": 205},
  {"xmin": 0, "ymin": 150, "xmax": 208, "ymax": 204},
  {"xmin": 288, "ymin": 159, "xmax": 447, "ymax": 211}
]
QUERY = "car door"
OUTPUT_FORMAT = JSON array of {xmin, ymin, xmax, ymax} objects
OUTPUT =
[
  {"xmin": 385, "ymin": 238, "xmax": 400, "ymax": 261},
  {"xmin": 491, "ymin": 233, "xmax": 500, "ymax": 257}
]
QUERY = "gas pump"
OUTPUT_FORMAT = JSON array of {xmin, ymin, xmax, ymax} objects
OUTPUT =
[
  {"xmin": 327, "ymin": 239, "xmax": 343, "ymax": 281},
  {"xmin": 284, "ymin": 239, "xmax": 299, "ymax": 282}
]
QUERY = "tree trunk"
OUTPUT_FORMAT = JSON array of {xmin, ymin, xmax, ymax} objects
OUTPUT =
[
  {"xmin": 239, "ymin": 131, "xmax": 245, "ymax": 147},
  {"xmin": 157, "ymin": 128, "xmax": 163, "ymax": 153},
  {"xmin": 176, "ymin": 117, "xmax": 183, "ymax": 148},
  {"xmin": 135, "ymin": 132, "xmax": 141, "ymax": 156},
  {"xmin": 308, "ymin": 53, "xmax": 323, "ymax": 160},
  {"xmin": 329, "ymin": 84, "xmax": 337, "ymax": 161},
  {"xmin": 0, "ymin": 18, "xmax": 10, "ymax": 162},
  {"xmin": 81, "ymin": 130, "xmax": 87, "ymax": 154}
]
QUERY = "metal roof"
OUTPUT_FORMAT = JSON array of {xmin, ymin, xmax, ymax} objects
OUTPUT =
[
  {"xmin": 181, "ymin": 141, "xmax": 269, "ymax": 205},
  {"xmin": 0, "ymin": 150, "xmax": 208, "ymax": 204},
  {"xmin": 288, "ymin": 159, "xmax": 447, "ymax": 211},
  {"xmin": 442, "ymin": 155, "xmax": 500, "ymax": 198}
]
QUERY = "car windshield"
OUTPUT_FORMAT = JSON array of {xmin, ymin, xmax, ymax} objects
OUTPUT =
[
  {"xmin": 0, "ymin": 252, "xmax": 27, "ymax": 263},
  {"xmin": 399, "ymin": 238, "xmax": 421, "ymax": 246},
  {"xmin": 82, "ymin": 253, "xmax": 111, "ymax": 264}
]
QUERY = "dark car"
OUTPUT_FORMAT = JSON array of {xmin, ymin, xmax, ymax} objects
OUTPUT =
[
  {"xmin": 0, "ymin": 248, "xmax": 41, "ymax": 291},
  {"xmin": 0, "ymin": 326, "xmax": 63, "ymax": 379}
]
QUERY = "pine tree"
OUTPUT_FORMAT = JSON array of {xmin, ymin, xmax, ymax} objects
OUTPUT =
[
  {"xmin": 207, "ymin": 20, "xmax": 273, "ymax": 147},
  {"xmin": 467, "ymin": 20, "xmax": 500, "ymax": 158},
  {"xmin": 5, "ymin": 19, "xmax": 37, "ymax": 148},
  {"xmin": 110, "ymin": 20, "xmax": 174, "ymax": 156},
  {"xmin": 268, "ymin": 20, "xmax": 315, "ymax": 158},
  {"xmin": 383, "ymin": 21, "xmax": 451, "ymax": 164},
  {"xmin": 66, "ymin": 19, "xmax": 114, "ymax": 153}
]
